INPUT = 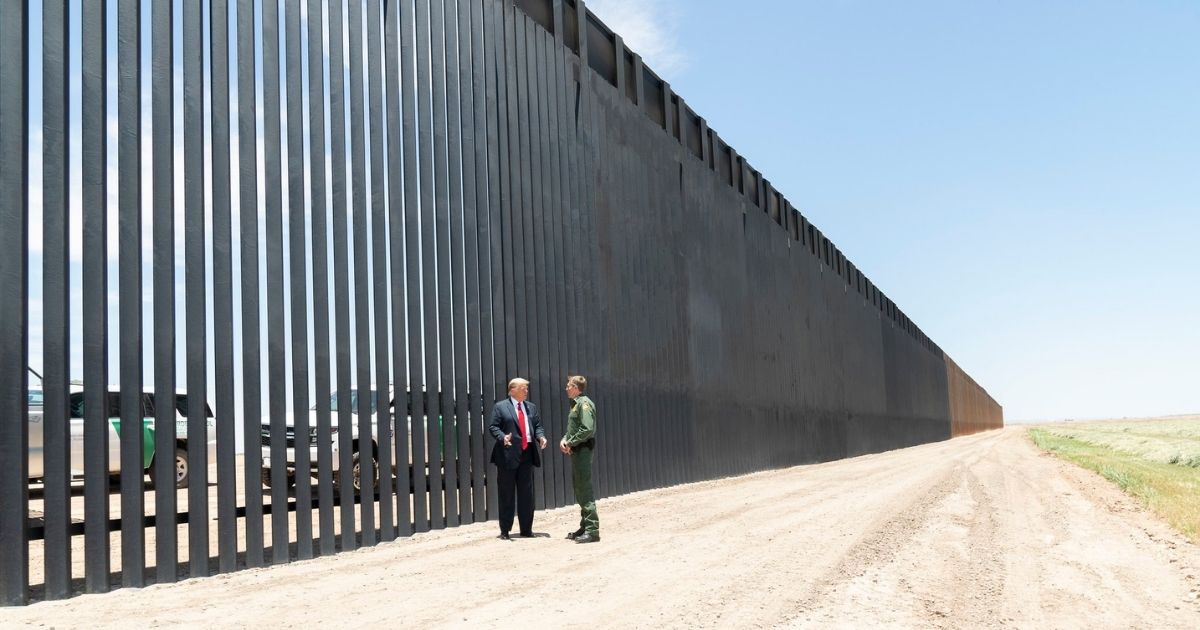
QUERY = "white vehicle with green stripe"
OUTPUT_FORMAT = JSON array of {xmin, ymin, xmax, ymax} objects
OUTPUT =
[{"xmin": 27, "ymin": 384, "xmax": 217, "ymax": 489}]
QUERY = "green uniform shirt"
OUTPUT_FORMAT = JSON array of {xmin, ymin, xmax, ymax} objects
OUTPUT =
[{"xmin": 564, "ymin": 395, "xmax": 596, "ymax": 447}]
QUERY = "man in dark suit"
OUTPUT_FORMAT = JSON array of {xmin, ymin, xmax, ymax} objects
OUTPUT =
[{"xmin": 489, "ymin": 377, "xmax": 547, "ymax": 539}]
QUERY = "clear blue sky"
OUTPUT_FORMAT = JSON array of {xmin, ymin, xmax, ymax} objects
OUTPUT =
[{"xmin": 592, "ymin": 0, "xmax": 1200, "ymax": 421}]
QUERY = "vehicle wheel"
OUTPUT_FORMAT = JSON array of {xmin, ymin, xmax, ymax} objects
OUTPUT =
[
  {"xmin": 337, "ymin": 451, "xmax": 378, "ymax": 495},
  {"xmin": 261, "ymin": 467, "xmax": 296, "ymax": 489},
  {"xmin": 174, "ymin": 447, "xmax": 189, "ymax": 489}
]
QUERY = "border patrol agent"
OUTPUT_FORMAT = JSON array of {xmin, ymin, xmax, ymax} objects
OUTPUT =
[{"xmin": 560, "ymin": 375, "xmax": 599, "ymax": 543}]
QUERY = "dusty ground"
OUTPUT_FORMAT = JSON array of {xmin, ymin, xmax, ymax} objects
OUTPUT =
[{"xmin": 6, "ymin": 426, "xmax": 1199, "ymax": 628}]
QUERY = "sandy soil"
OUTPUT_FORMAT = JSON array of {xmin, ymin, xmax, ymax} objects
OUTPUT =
[
  {"xmin": 6, "ymin": 426, "xmax": 1199, "ymax": 628},
  {"xmin": 24, "ymin": 457, "xmax": 398, "ymax": 588}
]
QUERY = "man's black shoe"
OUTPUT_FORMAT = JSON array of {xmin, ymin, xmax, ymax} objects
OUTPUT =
[
  {"xmin": 499, "ymin": 532, "xmax": 511, "ymax": 540},
  {"xmin": 519, "ymin": 532, "xmax": 535, "ymax": 538},
  {"xmin": 566, "ymin": 528, "xmax": 585, "ymax": 540},
  {"xmin": 574, "ymin": 532, "xmax": 600, "ymax": 544}
]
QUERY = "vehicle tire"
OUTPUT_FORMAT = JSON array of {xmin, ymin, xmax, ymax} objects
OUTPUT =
[
  {"xmin": 261, "ymin": 467, "xmax": 297, "ymax": 489},
  {"xmin": 336, "ymin": 451, "xmax": 378, "ymax": 495},
  {"xmin": 174, "ymin": 447, "xmax": 189, "ymax": 489}
]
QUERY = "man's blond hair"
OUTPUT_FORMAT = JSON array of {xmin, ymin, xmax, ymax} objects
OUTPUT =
[
  {"xmin": 507, "ymin": 377, "xmax": 530, "ymax": 392},
  {"xmin": 567, "ymin": 375, "xmax": 587, "ymax": 392}
]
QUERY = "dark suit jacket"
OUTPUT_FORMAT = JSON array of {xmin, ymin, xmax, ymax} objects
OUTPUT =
[{"xmin": 489, "ymin": 399, "xmax": 545, "ymax": 469}]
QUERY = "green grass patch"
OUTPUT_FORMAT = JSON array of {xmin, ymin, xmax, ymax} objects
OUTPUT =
[
  {"xmin": 1029, "ymin": 427, "xmax": 1200, "ymax": 543},
  {"xmin": 1034, "ymin": 417, "xmax": 1200, "ymax": 467}
]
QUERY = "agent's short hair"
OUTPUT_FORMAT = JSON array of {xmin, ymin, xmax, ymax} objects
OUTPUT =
[
  {"xmin": 507, "ymin": 377, "xmax": 530, "ymax": 392},
  {"xmin": 567, "ymin": 375, "xmax": 587, "ymax": 392}
]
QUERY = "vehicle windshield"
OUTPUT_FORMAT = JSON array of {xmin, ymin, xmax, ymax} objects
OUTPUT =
[
  {"xmin": 28, "ymin": 390, "xmax": 43, "ymax": 406},
  {"xmin": 317, "ymin": 390, "xmax": 393, "ymax": 414}
]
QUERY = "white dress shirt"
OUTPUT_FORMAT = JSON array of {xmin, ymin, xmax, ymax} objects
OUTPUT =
[{"xmin": 509, "ymin": 397, "xmax": 531, "ymax": 445}]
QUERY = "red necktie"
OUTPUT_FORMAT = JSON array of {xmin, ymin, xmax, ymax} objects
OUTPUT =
[{"xmin": 516, "ymin": 402, "xmax": 529, "ymax": 451}]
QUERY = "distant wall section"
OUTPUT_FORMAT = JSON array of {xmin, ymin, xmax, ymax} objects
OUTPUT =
[{"xmin": 945, "ymin": 355, "xmax": 1004, "ymax": 437}]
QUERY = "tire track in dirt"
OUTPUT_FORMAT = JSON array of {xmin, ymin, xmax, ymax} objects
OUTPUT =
[
  {"xmin": 655, "ymin": 439, "xmax": 988, "ymax": 627},
  {"xmin": 779, "ymin": 432, "xmax": 1007, "ymax": 628},
  {"xmin": 780, "ymin": 460, "xmax": 974, "ymax": 627}
]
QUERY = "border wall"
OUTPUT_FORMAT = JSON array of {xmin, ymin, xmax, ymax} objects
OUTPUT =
[{"xmin": 0, "ymin": 0, "xmax": 1001, "ymax": 604}]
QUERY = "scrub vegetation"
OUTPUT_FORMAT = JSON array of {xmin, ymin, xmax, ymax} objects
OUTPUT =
[{"xmin": 1029, "ymin": 416, "xmax": 1200, "ymax": 543}]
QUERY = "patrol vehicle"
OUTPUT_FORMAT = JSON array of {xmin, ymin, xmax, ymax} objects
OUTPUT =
[{"xmin": 27, "ymin": 382, "xmax": 217, "ymax": 489}]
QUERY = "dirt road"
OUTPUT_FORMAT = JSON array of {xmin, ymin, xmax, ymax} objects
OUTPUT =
[{"xmin": 6, "ymin": 426, "xmax": 1198, "ymax": 628}]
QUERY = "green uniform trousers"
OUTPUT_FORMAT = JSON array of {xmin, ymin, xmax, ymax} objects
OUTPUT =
[{"xmin": 572, "ymin": 445, "xmax": 599, "ymax": 535}]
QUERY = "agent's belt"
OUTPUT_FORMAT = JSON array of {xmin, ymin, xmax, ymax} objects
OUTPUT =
[{"xmin": 575, "ymin": 438, "xmax": 596, "ymax": 449}]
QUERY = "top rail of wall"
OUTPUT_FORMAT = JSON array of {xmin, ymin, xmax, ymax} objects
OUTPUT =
[{"xmin": 515, "ymin": 0, "xmax": 949, "ymax": 361}]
